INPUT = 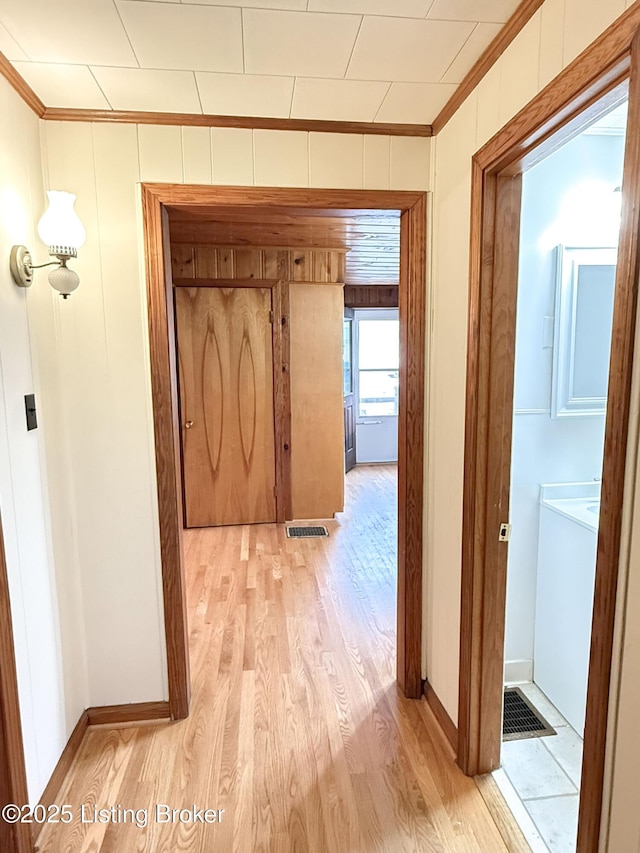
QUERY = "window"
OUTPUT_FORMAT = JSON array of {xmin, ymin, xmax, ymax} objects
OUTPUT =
[
  {"xmin": 343, "ymin": 318, "xmax": 353, "ymax": 395},
  {"xmin": 358, "ymin": 319, "xmax": 399, "ymax": 416}
]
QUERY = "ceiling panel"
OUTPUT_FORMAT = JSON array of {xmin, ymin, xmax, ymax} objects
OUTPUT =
[
  {"xmin": 196, "ymin": 72, "xmax": 293, "ymax": 118},
  {"xmin": 168, "ymin": 206, "xmax": 401, "ymax": 285},
  {"xmin": 347, "ymin": 16, "xmax": 475, "ymax": 83},
  {"xmin": 309, "ymin": 0, "xmax": 432, "ymax": 16},
  {"xmin": 0, "ymin": 1, "xmax": 515, "ymax": 124},
  {"xmin": 186, "ymin": 0, "xmax": 307, "ymax": 7},
  {"xmin": 13, "ymin": 63, "xmax": 110, "ymax": 109},
  {"xmin": 0, "ymin": 0, "xmax": 136, "ymax": 66},
  {"xmin": 427, "ymin": 0, "xmax": 520, "ymax": 23},
  {"xmin": 92, "ymin": 67, "xmax": 202, "ymax": 113},
  {"xmin": 291, "ymin": 78, "xmax": 390, "ymax": 122},
  {"xmin": 0, "ymin": 20, "xmax": 25, "ymax": 60},
  {"xmin": 116, "ymin": 2, "xmax": 243, "ymax": 73},
  {"xmin": 441, "ymin": 22, "xmax": 502, "ymax": 84},
  {"xmin": 375, "ymin": 81, "xmax": 457, "ymax": 123},
  {"xmin": 243, "ymin": 9, "xmax": 361, "ymax": 78}
]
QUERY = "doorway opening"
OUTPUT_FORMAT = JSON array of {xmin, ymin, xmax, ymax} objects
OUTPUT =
[
  {"xmin": 496, "ymin": 97, "xmax": 628, "ymax": 852},
  {"xmin": 459, "ymin": 17, "xmax": 640, "ymax": 851},
  {"xmin": 352, "ymin": 310, "xmax": 400, "ymax": 466},
  {"xmin": 141, "ymin": 186, "xmax": 427, "ymax": 719}
]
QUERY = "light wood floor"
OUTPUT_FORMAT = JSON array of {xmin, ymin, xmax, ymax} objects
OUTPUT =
[{"xmin": 37, "ymin": 464, "xmax": 509, "ymax": 852}]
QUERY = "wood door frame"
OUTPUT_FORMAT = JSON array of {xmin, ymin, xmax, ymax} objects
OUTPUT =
[
  {"xmin": 174, "ymin": 278, "xmax": 291, "ymax": 524},
  {"xmin": 0, "ymin": 513, "xmax": 31, "ymax": 853},
  {"xmin": 142, "ymin": 184, "xmax": 428, "ymax": 717},
  {"xmin": 459, "ymin": 7, "xmax": 640, "ymax": 852}
]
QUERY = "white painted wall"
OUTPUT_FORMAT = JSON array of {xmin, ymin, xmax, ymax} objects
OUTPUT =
[
  {"xmin": 40, "ymin": 123, "xmax": 431, "ymax": 710},
  {"xmin": 0, "ymin": 76, "xmax": 88, "ymax": 802},
  {"xmin": 505, "ymin": 132, "xmax": 624, "ymax": 674},
  {"xmin": 426, "ymin": 0, "xmax": 633, "ymax": 728}
]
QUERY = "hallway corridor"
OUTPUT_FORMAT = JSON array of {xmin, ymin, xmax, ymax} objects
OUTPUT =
[{"xmin": 37, "ymin": 465, "xmax": 511, "ymax": 852}]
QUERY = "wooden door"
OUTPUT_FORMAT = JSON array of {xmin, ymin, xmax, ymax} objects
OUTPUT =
[
  {"xmin": 343, "ymin": 309, "xmax": 356, "ymax": 472},
  {"xmin": 290, "ymin": 284, "xmax": 345, "ymax": 519},
  {"xmin": 176, "ymin": 287, "xmax": 277, "ymax": 527}
]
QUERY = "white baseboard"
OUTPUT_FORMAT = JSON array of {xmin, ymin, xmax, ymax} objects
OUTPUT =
[{"xmin": 504, "ymin": 659, "xmax": 533, "ymax": 684}]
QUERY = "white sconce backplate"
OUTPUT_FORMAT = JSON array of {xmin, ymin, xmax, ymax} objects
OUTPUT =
[{"xmin": 10, "ymin": 245, "xmax": 33, "ymax": 288}]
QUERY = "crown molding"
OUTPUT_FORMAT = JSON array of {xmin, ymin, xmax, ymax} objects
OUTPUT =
[
  {"xmin": 432, "ymin": 0, "xmax": 546, "ymax": 135},
  {"xmin": 40, "ymin": 107, "xmax": 433, "ymax": 136},
  {"xmin": 0, "ymin": 0, "xmax": 557, "ymax": 140},
  {"xmin": 0, "ymin": 51, "xmax": 44, "ymax": 117}
]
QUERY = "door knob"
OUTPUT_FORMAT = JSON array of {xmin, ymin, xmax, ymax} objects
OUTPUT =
[{"xmin": 184, "ymin": 420, "xmax": 194, "ymax": 429}]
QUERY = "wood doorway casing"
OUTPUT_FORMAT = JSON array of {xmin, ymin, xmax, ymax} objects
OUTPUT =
[
  {"xmin": 0, "ymin": 514, "xmax": 31, "ymax": 853},
  {"xmin": 142, "ymin": 185, "xmax": 428, "ymax": 720},
  {"xmin": 459, "ymin": 7, "xmax": 640, "ymax": 853}
]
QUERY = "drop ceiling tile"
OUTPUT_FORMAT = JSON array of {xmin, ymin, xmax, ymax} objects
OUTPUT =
[
  {"xmin": 244, "ymin": 9, "xmax": 361, "ymax": 78},
  {"xmin": 375, "ymin": 81, "xmax": 456, "ymax": 123},
  {"xmin": 347, "ymin": 17, "xmax": 475, "ymax": 83},
  {"xmin": 441, "ymin": 22, "xmax": 502, "ymax": 84},
  {"xmin": 292, "ymin": 78, "xmax": 389, "ymax": 122},
  {"xmin": 116, "ymin": 1, "xmax": 243, "ymax": 73},
  {"xmin": 13, "ymin": 63, "xmax": 110, "ymax": 109},
  {"xmin": 91, "ymin": 67, "xmax": 202, "ymax": 113},
  {"xmin": 0, "ymin": 21, "xmax": 26, "ymax": 60},
  {"xmin": 196, "ymin": 72, "xmax": 293, "ymax": 118},
  {"xmin": 427, "ymin": 0, "xmax": 519, "ymax": 23},
  {"xmin": 0, "ymin": 0, "xmax": 136, "ymax": 66},
  {"xmin": 189, "ymin": 0, "xmax": 306, "ymax": 8},
  {"xmin": 309, "ymin": 0, "xmax": 431, "ymax": 15}
]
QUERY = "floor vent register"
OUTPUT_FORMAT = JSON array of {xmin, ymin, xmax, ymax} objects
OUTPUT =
[
  {"xmin": 502, "ymin": 686, "xmax": 556, "ymax": 741},
  {"xmin": 286, "ymin": 526, "xmax": 329, "ymax": 538}
]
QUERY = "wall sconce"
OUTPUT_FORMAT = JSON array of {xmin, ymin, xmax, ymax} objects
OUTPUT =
[{"xmin": 10, "ymin": 190, "xmax": 86, "ymax": 299}]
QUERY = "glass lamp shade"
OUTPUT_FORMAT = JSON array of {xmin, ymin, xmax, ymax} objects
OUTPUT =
[
  {"xmin": 48, "ymin": 264, "xmax": 80, "ymax": 298},
  {"xmin": 37, "ymin": 191, "xmax": 86, "ymax": 257}
]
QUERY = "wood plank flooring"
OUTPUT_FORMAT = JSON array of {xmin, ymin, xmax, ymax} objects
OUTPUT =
[{"xmin": 36, "ymin": 465, "xmax": 509, "ymax": 852}]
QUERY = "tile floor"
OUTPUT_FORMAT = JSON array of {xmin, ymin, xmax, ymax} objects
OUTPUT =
[{"xmin": 499, "ymin": 683, "xmax": 583, "ymax": 853}]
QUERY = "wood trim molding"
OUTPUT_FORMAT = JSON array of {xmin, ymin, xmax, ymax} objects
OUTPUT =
[
  {"xmin": 86, "ymin": 701, "xmax": 171, "ymax": 727},
  {"xmin": 459, "ymin": 173, "xmax": 523, "ymax": 777},
  {"xmin": 431, "ymin": 0, "xmax": 546, "ymax": 135},
  {"xmin": 474, "ymin": 2, "xmax": 640, "ymax": 171},
  {"xmin": 273, "ymin": 280, "xmax": 292, "ymax": 523},
  {"xmin": 41, "ymin": 107, "xmax": 433, "ymax": 137},
  {"xmin": 423, "ymin": 680, "xmax": 458, "ymax": 755},
  {"xmin": 397, "ymin": 193, "xmax": 426, "ymax": 698},
  {"xmin": 35, "ymin": 711, "xmax": 89, "ymax": 840},
  {"xmin": 0, "ymin": 516, "xmax": 31, "ymax": 853},
  {"xmin": 0, "ymin": 51, "xmax": 44, "ymax": 117},
  {"xmin": 577, "ymin": 28, "xmax": 640, "ymax": 853},
  {"xmin": 458, "ymin": 13, "xmax": 640, "ymax": 853},
  {"xmin": 142, "ymin": 182, "xmax": 427, "ymax": 707},
  {"xmin": 34, "ymin": 701, "xmax": 171, "ymax": 845},
  {"xmin": 142, "ymin": 189, "xmax": 191, "ymax": 722},
  {"xmin": 474, "ymin": 774, "xmax": 532, "ymax": 852}
]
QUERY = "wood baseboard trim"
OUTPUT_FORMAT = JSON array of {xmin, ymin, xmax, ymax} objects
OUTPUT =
[
  {"xmin": 37, "ymin": 711, "xmax": 88, "ymax": 811},
  {"xmin": 423, "ymin": 679, "xmax": 458, "ymax": 754},
  {"xmin": 86, "ymin": 700, "xmax": 171, "ymax": 727},
  {"xmin": 474, "ymin": 774, "xmax": 532, "ymax": 852}
]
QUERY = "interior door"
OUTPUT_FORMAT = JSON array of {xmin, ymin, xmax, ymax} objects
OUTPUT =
[
  {"xmin": 343, "ymin": 309, "xmax": 356, "ymax": 472},
  {"xmin": 175, "ymin": 286, "xmax": 277, "ymax": 528}
]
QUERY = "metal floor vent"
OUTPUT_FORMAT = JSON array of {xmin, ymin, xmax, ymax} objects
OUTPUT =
[
  {"xmin": 503, "ymin": 687, "xmax": 556, "ymax": 741},
  {"xmin": 286, "ymin": 525, "xmax": 329, "ymax": 539}
]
